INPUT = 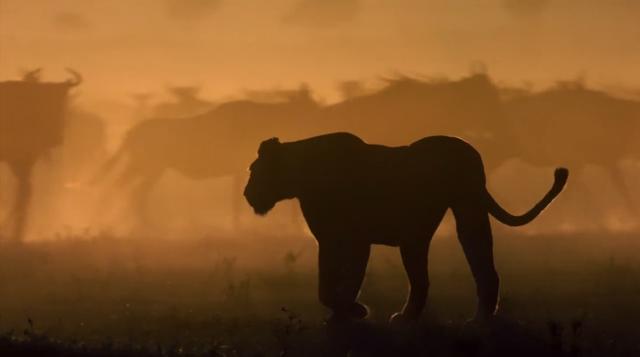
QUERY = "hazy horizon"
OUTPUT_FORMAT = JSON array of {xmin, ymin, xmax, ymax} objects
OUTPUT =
[{"xmin": 2, "ymin": 0, "xmax": 640, "ymax": 105}]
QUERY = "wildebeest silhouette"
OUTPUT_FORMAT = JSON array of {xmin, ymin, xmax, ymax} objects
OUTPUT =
[
  {"xmin": 0, "ymin": 69, "xmax": 81, "ymax": 241},
  {"xmin": 151, "ymin": 85, "xmax": 215, "ymax": 118},
  {"xmin": 244, "ymin": 132, "xmax": 568, "ymax": 322},
  {"xmin": 320, "ymin": 74, "xmax": 514, "ymax": 169},
  {"xmin": 96, "ymin": 87, "xmax": 319, "ymax": 228},
  {"xmin": 100, "ymin": 75, "xmax": 514, "ymax": 232},
  {"xmin": 503, "ymin": 82, "xmax": 640, "ymax": 216}
]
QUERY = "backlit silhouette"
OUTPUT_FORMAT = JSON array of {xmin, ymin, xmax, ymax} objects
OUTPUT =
[
  {"xmin": 318, "ymin": 74, "xmax": 515, "ymax": 170},
  {"xmin": 151, "ymin": 86, "xmax": 215, "ymax": 118},
  {"xmin": 504, "ymin": 82, "xmax": 640, "ymax": 215},
  {"xmin": 244, "ymin": 133, "xmax": 568, "ymax": 321},
  {"xmin": 102, "ymin": 75, "xmax": 516, "ymax": 232},
  {"xmin": 0, "ymin": 69, "xmax": 81, "ymax": 241},
  {"xmin": 97, "ymin": 87, "xmax": 318, "ymax": 229}
]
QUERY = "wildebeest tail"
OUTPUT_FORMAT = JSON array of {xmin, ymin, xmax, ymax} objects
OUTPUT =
[{"xmin": 486, "ymin": 167, "xmax": 569, "ymax": 226}]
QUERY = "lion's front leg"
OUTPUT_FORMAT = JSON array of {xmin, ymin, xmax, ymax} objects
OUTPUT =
[
  {"xmin": 391, "ymin": 206, "xmax": 446, "ymax": 323},
  {"xmin": 317, "ymin": 239, "xmax": 370, "ymax": 321}
]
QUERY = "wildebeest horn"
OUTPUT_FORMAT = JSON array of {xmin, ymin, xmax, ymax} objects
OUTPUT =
[
  {"xmin": 65, "ymin": 68, "xmax": 82, "ymax": 86},
  {"xmin": 22, "ymin": 68, "xmax": 42, "ymax": 82}
]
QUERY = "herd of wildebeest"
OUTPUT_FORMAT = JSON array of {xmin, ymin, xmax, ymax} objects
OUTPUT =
[{"xmin": 1, "ymin": 69, "xmax": 640, "ymax": 241}]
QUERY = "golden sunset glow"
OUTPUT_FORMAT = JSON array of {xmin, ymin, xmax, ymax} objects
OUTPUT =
[{"xmin": 1, "ymin": 2, "xmax": 640, "ymax": 355}]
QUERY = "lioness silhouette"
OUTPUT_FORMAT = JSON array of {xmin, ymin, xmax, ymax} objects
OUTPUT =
[{"xmin": 244, "ymin": 133, "xmax": 568, "ymax": 322}]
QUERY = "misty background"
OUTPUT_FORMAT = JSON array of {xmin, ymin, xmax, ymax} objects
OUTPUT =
[
  {"xmin": 2, "ymin": 0, "xmax": 640, "ymax": 240},
  {"xmin": 3, "ymin": 3, "xmax": 640, "ymax": 355},
  {"xmin": 2, "ymin": 0, "xmax": 640, "ymax": 104}
]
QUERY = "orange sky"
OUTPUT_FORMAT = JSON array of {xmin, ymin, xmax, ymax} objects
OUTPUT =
[
  {"xmin": 1, "ymin": 0, "xmax": 640, "ymax": 104},
  {"xmin": 2, "ymin": 0, "xmax": 640, "ymax": 239}
]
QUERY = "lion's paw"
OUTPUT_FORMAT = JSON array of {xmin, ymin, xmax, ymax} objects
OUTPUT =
[
  {"xmin": 327, "ymin": 302, "xmax": 369, "ymax": 323},
  {"xmin": 349, "ymin": 302, "xmax": 369, "ymax": 320},
  {"xmin": 389, "ymin": 311, "xmax": 419, "ymax": 326}
]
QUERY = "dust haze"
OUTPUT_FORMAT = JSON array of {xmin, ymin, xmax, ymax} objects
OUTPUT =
[
  {"xmin": 1, "ymin": 1, "xmax": 640, "ymax": 355},
  {"xmin": 2, "ymin": 0, "xmax": 640, "ymax": 238}
]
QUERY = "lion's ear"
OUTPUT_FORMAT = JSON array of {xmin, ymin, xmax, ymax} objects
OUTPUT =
[{"xmin": 258, "ymin": 137, "xmax": 281, "ymax": 156}]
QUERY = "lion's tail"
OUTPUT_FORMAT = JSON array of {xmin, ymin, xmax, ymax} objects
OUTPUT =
[{"xmin": 485, "ymin": 167, "xmax": 569, "ymax": 226}]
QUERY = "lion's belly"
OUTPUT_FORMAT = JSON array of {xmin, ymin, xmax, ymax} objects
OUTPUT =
[
  {"xmin": 296, "ymin": 136, "xmax": 486, "ymax": 244},
  {"xmin": 300, "ymin": 193, "xmax": 439, "ymax": 246}
]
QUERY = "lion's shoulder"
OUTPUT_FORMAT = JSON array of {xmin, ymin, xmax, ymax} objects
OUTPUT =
[
  {"xmin": 409, "ymin": 135, "xmax": 469, "ymax": 148},
  {"xmin": 288, "ymin": 132, "xmax": 365, "ymax": 152},
  {"xmin": 304, "ymin": 132, "xmax": 364, "ymax": 145},
  {"xmin": 408, "ymin": 135, "xmax": 478, "ymax": 157}
]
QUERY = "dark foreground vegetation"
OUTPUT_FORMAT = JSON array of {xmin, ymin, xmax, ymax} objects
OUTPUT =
[{"xmin": 0, "ymin": 229, "xmax": 639, "ymax": 356}]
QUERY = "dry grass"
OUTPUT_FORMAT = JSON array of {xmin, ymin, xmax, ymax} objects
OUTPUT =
[{"xmin": 0, "ymin": 231, "xmax": 639, "ymax": 356}]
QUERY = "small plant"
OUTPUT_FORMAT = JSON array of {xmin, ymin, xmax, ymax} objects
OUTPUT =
[
  {"xmin": 224, "ymin": 276, "xmax": 252, "ymax": 308},
  {"xmin": 274, "ymin": 307, "xmax": 305, "ymax": 357},
  {"xmin": 282, "ymin": 249, "xmax": 303, "ymax": 273}
]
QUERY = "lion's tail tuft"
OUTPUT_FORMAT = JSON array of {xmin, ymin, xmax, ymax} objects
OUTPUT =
[{"xmin": 486, "ymin": 167, "xmax": 568, "ymax": 226}]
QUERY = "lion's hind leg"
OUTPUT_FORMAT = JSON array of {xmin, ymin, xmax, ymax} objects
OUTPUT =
[{"xmin": 452, "ymin": 199, "xmax": 500, "ymax": 322}]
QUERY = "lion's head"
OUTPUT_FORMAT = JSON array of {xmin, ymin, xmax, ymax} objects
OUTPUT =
[{"xmin": 244, "ymin": 137, "xmax": 295, "ymax": 215}]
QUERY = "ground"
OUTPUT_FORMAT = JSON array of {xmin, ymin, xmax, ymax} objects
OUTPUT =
[{"xmin": 0, "ymin": 230, "xmax": 639, "ymax": 356}]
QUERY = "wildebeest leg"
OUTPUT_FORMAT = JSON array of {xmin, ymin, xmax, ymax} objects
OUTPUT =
[
  {"xmin": 608, "ymin": 164, "xmax": 636, "ymax": 215},
  {"xmin": 452, "ymin": 200, "xmax": 499, "ymax": 321},
  {"xmin": 131, "ymin": 174, "xmax": 161, "ymax": 230},
  {"xmin": 391, "ymin": 206, "xmax": 447, "ymax": 322},
  {"xmin": 318, "ymin": 240, "xmax": 371, "ymax": 320},
  {"xmin": 91, "ymin": 160, "xmax": 140, "ymax": 227},
  {"xmin": 9, "ymin": 161, "xmax": 34, "ymax": 243}
]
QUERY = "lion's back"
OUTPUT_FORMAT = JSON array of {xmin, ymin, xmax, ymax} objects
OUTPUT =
[
  {"xmin": 294, "ymin": 134, "xmax": 489, "ymax": 243},
  {"xmin": 291, "ymin": 133, "xmax": 486, "ymax": 199},
  {"xmin": 321, "ymin": 134, "xmax": 483, "ymax": 193},
  {"xmin": 354, "ymin": 136, "xmax": 488, "ymax": 199}
]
